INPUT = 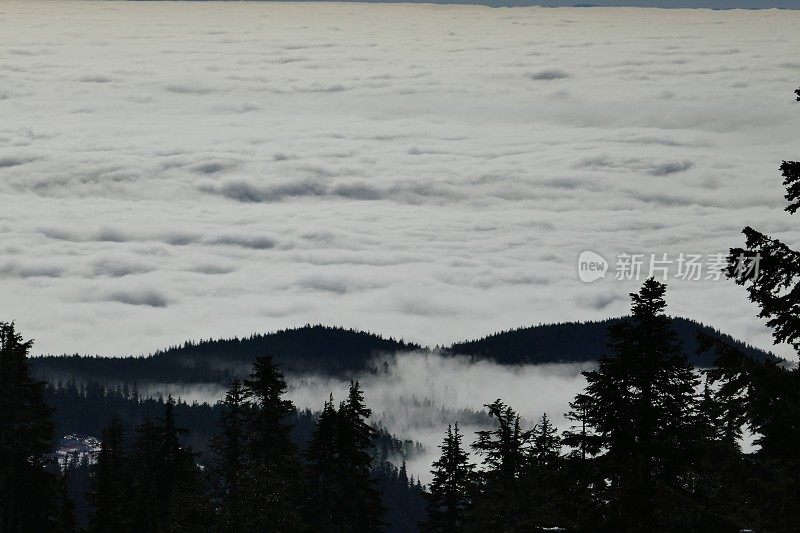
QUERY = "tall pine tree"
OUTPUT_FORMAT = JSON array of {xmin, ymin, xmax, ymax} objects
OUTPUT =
[
  {"xmin": 129, "ymin": 397, "xmax": 211, "ymax": 532},
  {"xmin": 242, "ymin": 355, "xmax": 304, "ymax": 531},
  {"xmin": 468, "ymin": 399, "xmax": 532, "ymax": 532},
  {"xmin": 305, "ymin": 394, "xmax": 340, "ymax": 532},
  {"xmin": 709, "ymin": 83, "xmax": 800, "ymax": 532},
  {"xmin": 0, "ymin": 322, "xmax": 59, "ymax": 532},
  {"xmin": 88, "ymin": 416, "xmax": 131, "ymax": 533},
  {"xmin": 515, "ymin": 413, "xmax": 568, "ymax": 531},
  {"xmin": 421, "ymin": 422, "xmax": 473, "ymax": 533},
  {"xmin": 578, "ymin": 279, "xmax": 698, "ymax": 532},
  {"xmin": 209, "ymin": 379, "xmax": 250, "ymax": 533},
  {"xmin": 335, "ymin": 381, "xmax": 384, "ymax": 532}
]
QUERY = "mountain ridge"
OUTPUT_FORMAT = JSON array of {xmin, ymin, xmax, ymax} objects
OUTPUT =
[
  {"xmin": 29, "ymin": 318, "xmax": 783, "ymax": 385},
  {"xmin": 447, "ymin": 316, "xmax": 782, "ymax": 367}
]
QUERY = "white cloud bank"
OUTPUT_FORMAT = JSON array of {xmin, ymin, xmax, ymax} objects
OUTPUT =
[
  {"xmin": 1, "ymin": 2, "xmax": 799, "ymax": 358},
  {"xmin": 150, "ymin": 351, "xmax": 590, "ymax": 483},
  {"xmin": 285, "ymin": 352, "xmax": 590, "ymax": 481},
  {"xmin": 142, "ymin": 352, "xmax": 757, "ymax": 483}
]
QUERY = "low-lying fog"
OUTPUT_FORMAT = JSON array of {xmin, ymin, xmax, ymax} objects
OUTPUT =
[
  {"xmin": 152, "ymin": 351, "xmax": 592, "ymax": 483},
  {"xmin": 290, "ymin": 352, "xmax": 591, "ymax": 482}
]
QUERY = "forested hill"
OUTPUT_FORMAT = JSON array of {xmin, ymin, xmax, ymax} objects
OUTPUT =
[
  {"xmin": 30, "ymin": 318, "xmax": 781, "ymax": 385},
  {"xmin": 447, "ymin": 316, "xmax": 781, "ymax": 367},
  {"xmin": 153, "ymin": 324, "xmax": 419, "ymax": 371},
  {"xmin": 32, "ymin": 325, "xmax": 420, "ymax": 383}
]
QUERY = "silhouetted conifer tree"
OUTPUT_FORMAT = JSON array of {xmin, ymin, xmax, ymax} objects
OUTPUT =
[
  {"xmin": 561, "ymin": 395, "xmax": 608, "ymax": 531},
  {"xmin": 242, "ymin": 355, "xmax": 304, "ymax": 531},
  {"xmin": 529, "ymin": 414, "xmax": 559, "ymax": 468},
  {"xmin": 563, "ymin": 394, "xmax": 600, "ymax": 462},
  {"xmin": 0, "ymin": 322, "xmax": 59, "ymax": 531},
  {"xmin": 129, "ymin": 398, "xmax": 211, "ymax": 532},
  {"xmin": 88, "ymin": 416, "xmax": 131, "ymax": 532},
  {"xmin": 421, "ymin": 423, "xmax": 473, "ymax": 533},
  {"xmin": 468, "ymin": 399, "xmax": 531, "ymax": 532},
  {"xmin": 209, "ymin": 379, "xmax": 250, "ymax": 533},
  {"xmin": 578, "ymin": 279, "xmax": 698, "ymax": 532},
  {"xmin": 55, "ymin": 469, "xmax": 77, "ymax": 533},
  {"xmin": 512, "ymin": 414, "xmax": 574, "ymax": 531},
  {"xmin": 305, "ymin": 395, "xmax": 340, "ymax": 532},
  {"xmin": 677, "ymin": 379, "xmax": 755, "ymax": 530},
  {"xmin": 710, "ymin": 86, "xmax": 800, "ymax": 531},
  {"xmin": 335, "ymin": 381, "xmax": 384, "ymax": 532}
]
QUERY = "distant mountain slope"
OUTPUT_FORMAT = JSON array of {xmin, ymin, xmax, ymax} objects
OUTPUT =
[
  {"xmin": 154, "ymin": 324, "xmax": 419, "ymax": 371},
  {"xmin": 31, "ymin": 318, "xmax": 781, "ymax": 385},
  {"xmin": 447, "ymin": 316, "xmax": 781, "ymax": 367},
  {"xmin": 32, "ymin": 325, "xmax": 420, "ymax": 384}
]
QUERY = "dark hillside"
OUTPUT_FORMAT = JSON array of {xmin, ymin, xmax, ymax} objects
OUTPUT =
[
  {"xmin": 32, "ymin": 324, "xmax": 419, "ymax": 384},
  {"xmin": 447, "ymin": 316, "xmax": 781, "ymax": 368}
]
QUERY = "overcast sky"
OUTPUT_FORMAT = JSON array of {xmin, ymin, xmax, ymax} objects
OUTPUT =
[
  {"xmin": 1, "ymin": 1, "xmax": 799, "ymax": 358},
  {"xmin": 335, "ymin": 0, "xmax": 800, "ymax": 7}
]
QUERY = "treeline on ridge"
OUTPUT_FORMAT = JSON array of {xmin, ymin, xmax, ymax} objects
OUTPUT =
[{"xmin": 30, "ymin": 318, "xmax": 780, "ymax": 387}]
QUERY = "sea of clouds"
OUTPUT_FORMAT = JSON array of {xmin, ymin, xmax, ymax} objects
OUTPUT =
[{"xmin": 1, "ymin": 2, "xmax": 799, "ymax": 358}]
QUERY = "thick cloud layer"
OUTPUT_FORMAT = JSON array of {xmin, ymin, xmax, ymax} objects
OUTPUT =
[{"xmin": 1, "ymin": 2, "xmax": 799, "ymax": 358}]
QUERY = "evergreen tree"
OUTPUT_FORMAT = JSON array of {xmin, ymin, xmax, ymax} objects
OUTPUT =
[
  {"xmin": 0, "ymin": 322, "xmax": 59, "ymax": 532},
  {"xmin": 88, "ymin": 416, "xmax": 131, "ymax": 532},
  {"xmin": 421, "ymin": 423, "xmax": 473, "ymax": 533},
  {"xmin": 561, "ymin": 396, "xmax": 608, "ymax": 532},
  {"xmin": 398, "ymin": 460, "xmax": 408, "ymax": 488},
  {"xmin": 528, "ymin": 414, "xmax": 559, "ymax": 468},
  {"xmin": 563, "ymin": 394, "xmax": 601, "ymax": 462},
  {"xmin": 677, "ymin": 379, "xmax": 755, "ymax": 531},
  {"xmin": 243, "ymin": 356, "xmax": 296, "ymax": 465},
  {"xmin": 577, "ymin": 279, "xmax": 698, "ymax": 532},
  {"xmin": 242, "ymin": 355, "xmax": 304, "ymax": 531},
  {"xmin": 129, "ymin": 416, "xmax": 160, "ymax": 532},
  {"xmin": 305, "ymin": 395, "xmax": 340, "ymax": 532},
  {"xmin": 335, "ymin": 381, "xmax": 385, "ymax": 532},
  {"xmin": 55, "ymin": 469, "xmax": 77, "ymax": 533},
  {"xmin": 709, "ymin": 87, "xmax": 800, "ymax": 531},
  {"xmin": 513, "ymin": 414, "xmax": 572, "ymax": 531},
  {"xmin": 468, "ymin": 399, "xmax": 531, "ymax": 532},
  {"xmin": 129, "ymin": 398, "xmax": 211, "ymax": 532},
  {"xmin": 209, "ymin": 379, "xmax": 250, "ymax": 533},
  {"xmin": 160, "ymin": 397, "xmax": 213, "ymax": 533}
]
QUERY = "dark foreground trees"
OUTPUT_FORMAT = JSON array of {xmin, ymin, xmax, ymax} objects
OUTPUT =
[
  {"xmin": 84, "ymin": 356, "xmax": 387, "ymax": 532},
  {"xmin": 579, "ymin": 278, "xmax": 699, "ymax": 532},
  {"xmin": 240, "ymin": 355, "xmax": 305, "ymax": 531},
  {"xmin": 421, "ymin": 423, "xmax": 473, "ymax": 532},
  {"xmin": 703, "ymin": 82, "xmax": 800, "ymax": 533},
  {"xmin": 87, "ymin": 397, "xmax": 212, "ymax": 533},
  {"xmin": 88, "ymin": 416, "xmax": 129, "ymax": 532},
  {"xmin": 0, "ymin": 322, "xmax": 63, "ymax": 532},
  {"xmin": 421, "ymin": 280, "xmax": 751, "ymax": 532},
  {"xmin": 305, "ymin": 382, "xmax": 385, "ymax": 532},
  {"xmin": 431, "ymin": 280, "xmax": 711, "ymax": 533}
]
